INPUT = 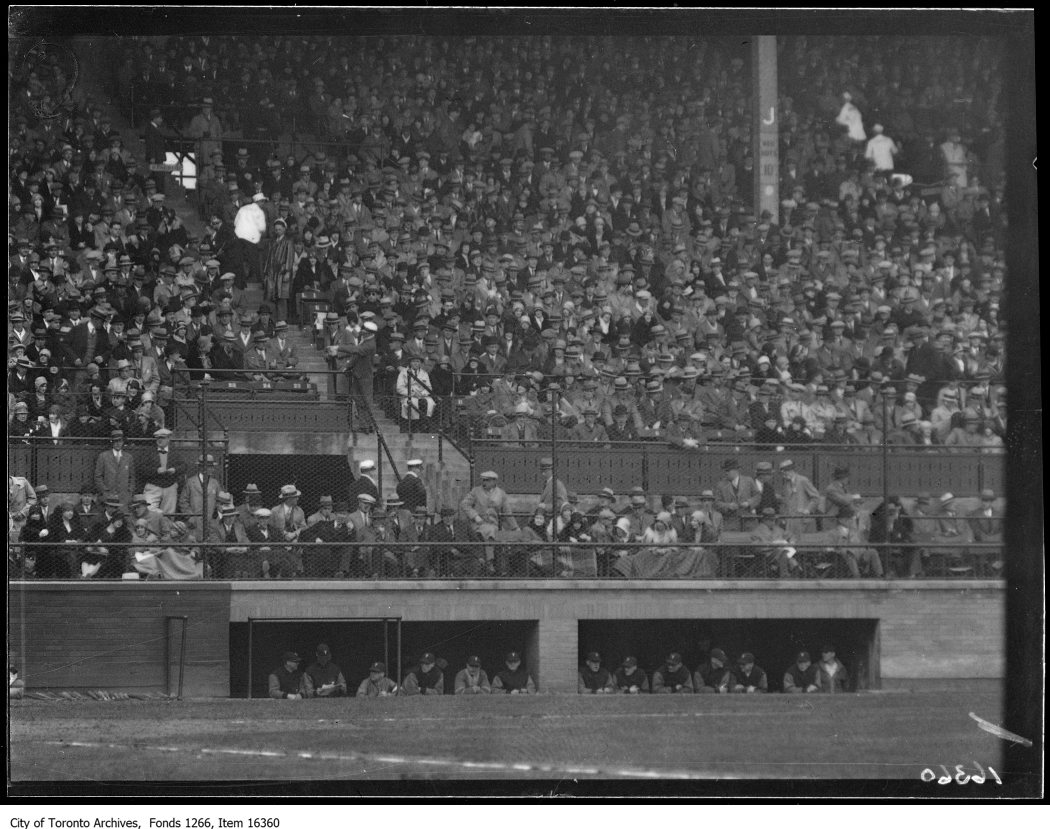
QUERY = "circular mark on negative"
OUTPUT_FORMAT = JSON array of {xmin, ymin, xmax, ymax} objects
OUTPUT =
[{"xmin": 19, "ymin": 39, "xmax": 80, "ymax": 121}]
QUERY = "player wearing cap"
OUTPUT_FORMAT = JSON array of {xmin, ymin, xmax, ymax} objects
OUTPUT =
[
  {"xmin": 491, "ymin": 651, "xmax": 536, "ymax": 694},
  {"xmin": 613, "ymin": 656, "xmax": 649, "ymax": 694},
  {"xmin": 302, "ymin": 643, "xmax": 348, "ymax": 698},
  {"xmin": 401, "ymin": 653, "xmax": 445, "ymax": 696},
  {"xmin": 269, "ymin": 651, "xmax": 305, "ymax": 699},
  {"xmin": 782, "ymin": 651, "xmax": 820, "ymax": 693},
  {"xmin": 694, "ymin": 648, "xmax": 733, "ymax": 693},
  {"xmin": 731, "ymin": 652, "xmax": 768, "ymax": 693},
  {"xmin": 578, "ymin": 652, "xmax": 616, "ymax": 694},
  {"xmin": 357, "ymin": 661, "xmax": 398, "ymax": 697},
  {"xmin": 652, "ymin": 653, "xmax": 694, "ymax": 693},
  {"xmin": 454, "ymin": 655, "xmax": 492, "ymax": 694}
]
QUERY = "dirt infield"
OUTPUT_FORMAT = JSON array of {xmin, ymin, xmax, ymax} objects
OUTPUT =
[{"xmin": 10, "ymin": 688, "xmax": 1004, "ymax": 782}]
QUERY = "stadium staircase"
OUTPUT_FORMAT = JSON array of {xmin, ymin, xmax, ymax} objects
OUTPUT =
[{"xmin": 86, "ymin": 83, "xmax": 473, "ymax": 509}]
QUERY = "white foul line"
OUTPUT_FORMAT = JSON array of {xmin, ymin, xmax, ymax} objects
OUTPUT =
[{"xmin": 46, "ymin": 740, "xmax": 709, "ymax": 779}]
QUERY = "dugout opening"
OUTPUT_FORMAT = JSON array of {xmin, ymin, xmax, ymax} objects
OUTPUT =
[
  {"xmin": 231, "ymin": 617, "xmax": 400, "ymax": 698},
  {"xmin": 399, "ymin": 620, "xmax": 539, "ymax": 695},
  {"xmin": 577, "ymin": 619, "xmax": 879, "ymax": 692}
]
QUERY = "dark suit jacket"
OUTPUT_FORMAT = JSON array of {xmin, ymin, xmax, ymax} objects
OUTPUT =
[
  {"xmin": 396, "ymin": 473, "xmax": 428, "ymax": 511},
  {"xmin": 144, "ymin": 120, "xmax": 167, "ymax": 165}
]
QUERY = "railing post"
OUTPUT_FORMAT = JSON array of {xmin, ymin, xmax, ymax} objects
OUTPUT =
[
  {"xmin": 881, "ymin": 385, "xmax": 890, "ymax": 571},
  {"xmin": 407, "ymin": 370, "xmax": 413, "ymax": 443},
  {"xmin": 199, "ymin": 377, "xmax": 210, "ymax": 579}
]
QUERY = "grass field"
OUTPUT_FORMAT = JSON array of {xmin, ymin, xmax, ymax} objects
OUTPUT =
[{"xmin": 9, "ymin": 688, "xmax": 1006, "ymax": 783}]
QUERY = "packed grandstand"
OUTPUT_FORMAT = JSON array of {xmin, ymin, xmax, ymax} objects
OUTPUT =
[{"xmin": 9, "ymin": 34, "xmax": 1007, "ymax": 583}]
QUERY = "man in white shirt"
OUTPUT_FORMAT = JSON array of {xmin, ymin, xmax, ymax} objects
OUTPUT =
[
  {"xmin": 835, "ymin": 91, "xmax": 866, "ymax": 142},
  {"xmin": 864, "ymin": 124, "xmax": 899, "ymax": 177}
]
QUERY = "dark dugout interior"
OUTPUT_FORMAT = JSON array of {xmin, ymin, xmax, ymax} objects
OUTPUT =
[
  {"xmin": 232, "ymin": 619, "xmax": 538, "ymax": 697},
  {"xmin": 578, "ymin": 619, "xmax": 879, "ymax": 691}
]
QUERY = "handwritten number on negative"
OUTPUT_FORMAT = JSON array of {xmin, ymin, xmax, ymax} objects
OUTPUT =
[{"xmin": 921, "ymin": 763, "xmax": 1001, "ymax": 784}]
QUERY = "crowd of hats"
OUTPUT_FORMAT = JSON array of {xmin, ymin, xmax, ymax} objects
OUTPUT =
[{"xmin": 10, "ymin": 35, "xmax": 1007, "ymax": 459}]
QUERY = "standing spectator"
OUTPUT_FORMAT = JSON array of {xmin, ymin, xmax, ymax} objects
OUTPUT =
[
  {"xmin": 731, "ymin": 652, "xmax": 768, "ymax": 694},
  {"xmin": 939, "ymin": 130, "xmax": 969, "ymax": 188},
  {"xmin": 143, "ymin": 108, "xmax": 168, "ymax": 194},
  {"xmin": 578, "ymin": 651, "xmax": 615, "ymax": 694},
  {"xmin": 460, "ymin": 469, "xmax": 517, "ymax": 544},
  {"xmin": 835, "ymin": 92, "xmax": 866, "ymax": 143},
  {"xmin": 815, "ymin": 644, "xmax": 850, "ymax": 693},
  {"xmin": 777, "ymin": 459, "xmax": 821, "ymax": 537},
  {"xmin": 714, "ymin": 458, "xmax": 760, "ymax": 529},
  {"xmin": 395, "ymin": 458, "xmax": 428, "ymax": 512},
  {"xmin": 268, "ymin": 651, "xmax": 304, "ymax": 699},
  {"xmin": 139, "ymin": 427, "xmax": 180, "ymax": 515},
  {"xmin": 262, "ymin": 218, "xmax": 296, "ymax": 315},
  {"xmin": 186, "ymin": 97, "xmax": 224, "ymax": 165},
  {"xmin": 454, "ymin": 655, "xmax": 492, "ymax": 695},
  {"xmin": 782, "ymin": 651, "xmax": 820, "ymax": 694},
  {"xmin": 301, "ymin": 643, "xmax": 348, "ymax": 698},
  {"xmin": 491, "ymin": 651, "xmax": 536, "ymax": 694},
  {"xmin": 357, "ymin": 661, "xmax": 398, "ymax": 697},
  {"xmin": 652, "ymin": 652, "xmax": 694, "ymax": 694},
  {"xmin": 864, "ymin": 124, "xmax": 899, "ymax": 177},
  {"xmin": 179, "ymin": 452, "xmax": 221, "ymax": 518},
  {"xmin": 93, "ymin": 429, "xmax": 135, "ymax": 509}
]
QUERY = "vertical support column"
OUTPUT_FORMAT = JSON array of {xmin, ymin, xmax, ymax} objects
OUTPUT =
[
  {"xmin": 752, "ymin": 35, "xmax": 779, "ymax": 223},
  {"xmin": 534, "ymin": 618, "xmax": 578, "ymax": 694}
]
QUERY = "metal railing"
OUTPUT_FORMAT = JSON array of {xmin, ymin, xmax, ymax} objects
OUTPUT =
[{"xmin": 10, "ymin": 539, "xmax": 1005, "ymax": 582}]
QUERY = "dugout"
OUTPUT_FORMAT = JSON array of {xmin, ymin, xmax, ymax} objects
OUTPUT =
[
  {"xmin": 231, "ymin": 619, "xmax": 538, "ymax": 697},
  {"xmin": 577, "ymin": 619, "xmax": 879, "ymax": 692},
  {"xmin": 231, "ymin": 617, "xmax": 400, "ymax": 698}
]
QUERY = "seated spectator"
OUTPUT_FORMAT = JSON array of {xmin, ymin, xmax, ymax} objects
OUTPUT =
[
  {"xmin": 821, "ymin": 505, "xmax": 884, "ymax": 579},
  {"xmin": 750, "ymin": 508, "xmax": 801, "ymax": 578}
]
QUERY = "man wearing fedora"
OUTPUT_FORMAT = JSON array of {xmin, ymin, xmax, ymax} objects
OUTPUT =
[
  {"xmin": 714, "ymin": 458, "xmax": 760, "ymax": 531},
  {"xmin": 94, "ymin": 429, "xmax": 135, "ymax": 509},
  {"xmin": 178, "ymin": 454, "xmax": 221, "ymax": 524},
  {"xmin": 269, "ymin": 483, "xmax": 306, "ymax": 578},
  {"xmin": 139, "ymin": 427, "xmax": 180, "ymax": 515},
  {"xmin": 85, "ymin": 495, "xmax": 132, "ymax": 579}
]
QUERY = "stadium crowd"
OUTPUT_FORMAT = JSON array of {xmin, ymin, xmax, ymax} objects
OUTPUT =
[{"xmin": 10, "ymin": 34, "xmax": 1007, "ymax": 580}]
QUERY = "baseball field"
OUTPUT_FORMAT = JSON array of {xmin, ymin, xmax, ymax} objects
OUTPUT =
[{"xmin": 9, "ymin": 686, "xmax": 1006, "ymax": 783}]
